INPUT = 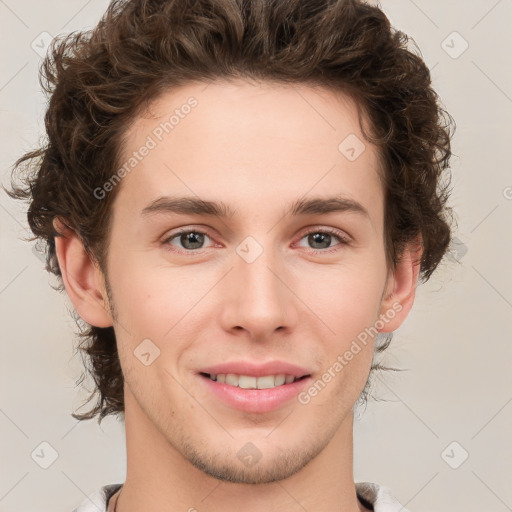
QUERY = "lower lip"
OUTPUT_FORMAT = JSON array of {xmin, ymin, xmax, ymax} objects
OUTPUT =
[{"xmin": 198, "ymin": 374, "xmax": 311, "ymax": 413}]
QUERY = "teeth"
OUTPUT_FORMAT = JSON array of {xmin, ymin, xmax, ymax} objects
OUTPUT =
[{"xmin": 208, "ymin": 373, "xmax": 300, "ymax": 389}]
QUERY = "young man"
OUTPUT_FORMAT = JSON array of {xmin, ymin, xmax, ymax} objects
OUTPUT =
[{"xmin": 5, "ymin": 0, "xmax": 454, "ymax": 510}]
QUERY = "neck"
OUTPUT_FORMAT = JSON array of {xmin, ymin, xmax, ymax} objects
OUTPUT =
[{"xmin": 115, "ymin": 389, "xmax": 367, "ymax": 512}]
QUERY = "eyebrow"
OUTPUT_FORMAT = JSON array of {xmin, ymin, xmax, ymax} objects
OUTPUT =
[{"xmin": 140, "ymin": 194, "xmax": 370, "ymax": 221}]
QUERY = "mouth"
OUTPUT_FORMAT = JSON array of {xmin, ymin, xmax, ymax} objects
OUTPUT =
[
  {"xmin": 199, "ymin": 372, "xmax": 310, "ymax": 389},
  {"xmin": 197, "ymin": 370, "xmax": 312, "ymax": 413}
]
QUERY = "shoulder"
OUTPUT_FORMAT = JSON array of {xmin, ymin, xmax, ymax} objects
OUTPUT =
[
  {"xmin": 356, "ymin": 481, "xmax": 410, "ymax": 512},
  {"xmin": 73, "ymin": 481, "xmax": 407, "ymax": 512},
  {"xmin": 71, "ymin": 483, "xmax": 123, "ymax": 512}
]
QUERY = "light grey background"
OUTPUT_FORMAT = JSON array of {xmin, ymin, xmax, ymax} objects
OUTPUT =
[{"xmin": 1, "ymin": 1, "xmax": 511, "ymax": 511}]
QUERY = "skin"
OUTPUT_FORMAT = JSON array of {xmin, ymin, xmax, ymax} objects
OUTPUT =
[{"xmin": 54, "ymin": 79, "xmax": 421, "ymax": 512}]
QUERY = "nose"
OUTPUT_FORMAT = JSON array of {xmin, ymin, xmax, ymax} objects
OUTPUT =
[{"xmin": 218, "ymin": 243, "xmax": 299, "ymax": 342}]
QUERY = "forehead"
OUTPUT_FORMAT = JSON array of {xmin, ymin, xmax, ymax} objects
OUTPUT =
[{"xmin": 113, "ymin": 79, "xmax": 383, "ymax": 227}]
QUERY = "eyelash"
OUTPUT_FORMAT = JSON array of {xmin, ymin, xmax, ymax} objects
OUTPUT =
[{"xmin": 162, "ymin": 227, "xmax": 351, "ymax": 255}]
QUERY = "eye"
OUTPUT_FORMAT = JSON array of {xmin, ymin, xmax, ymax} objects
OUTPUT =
[
  {"xmin": 162, "ymin": 227, "xmax": 351, "ymax": 255},
  {"xmin": 162, "ymin": 228, "xmax": 215, "ymax": 253},
  {"xmin": 296, "ymin": 228, "xmax": 351, "ymax": 254}
]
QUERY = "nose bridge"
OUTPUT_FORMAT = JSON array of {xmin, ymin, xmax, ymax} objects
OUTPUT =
[
  {"xmin": 222, "ymin": 234, "xmax": 297, "ymax": 335},
  {"xmin": 237, "ymin": 237, "xmax": 284, "ymax": 308}
]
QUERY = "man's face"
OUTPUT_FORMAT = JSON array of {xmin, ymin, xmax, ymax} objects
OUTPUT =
[{"xmin": 103, "ymin": 79, "xmax": 394, "ymax": 483}]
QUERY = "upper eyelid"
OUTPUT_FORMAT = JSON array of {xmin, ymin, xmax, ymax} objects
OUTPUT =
[
  {"xmin": 163, "ymin": 225, "xmax": 351, "ymax": 246},
  {"xmin": 163, "ymin": 224, "xmax": 349, "ymax": 237}
]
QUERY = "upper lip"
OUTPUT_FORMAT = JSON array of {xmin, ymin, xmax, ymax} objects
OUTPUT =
[{"xmin": 198, "ymin": 361, "xmax": 311, "ymax": 378}]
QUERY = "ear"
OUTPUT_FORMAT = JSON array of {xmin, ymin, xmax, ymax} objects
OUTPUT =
[
  {"xmin": 377, "ymin": 235, "xmax": 423, "ymax": 333},
  {"xmin": 53, "ymin": 217, "xmax": 113, "ymax": 328}
]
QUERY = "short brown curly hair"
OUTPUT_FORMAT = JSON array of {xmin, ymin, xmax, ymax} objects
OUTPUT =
[{"xmin": 4, "ymin": 0, "xmax": 456, "ymax": 424}]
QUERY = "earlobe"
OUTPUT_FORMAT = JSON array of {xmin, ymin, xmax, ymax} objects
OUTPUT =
[
  {"xmin": 377, "ymin": 235, "xmax": 423, "ymax": 333},
  {"xmin": 53, "ymin": 217, "xmax": 113, "ymax": 328}
]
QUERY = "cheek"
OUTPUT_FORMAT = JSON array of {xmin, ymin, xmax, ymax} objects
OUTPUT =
[
  {"xmin": 302, "ymin": 265, "xmax": 384, "ymax": 340},
  {"xmin": 110, "ymin": 263, "xmax": 204, "ymax": 379},
  {"xmin": 109, "ymin": 258, "xmax": 185, "ymax": 334},
  {"xmin": 296, "ymin": 268, "xmax": 383, "ymax": 396},
  {"xmin": 113, "ymin": 279, "xmax": 189, "ymax": 391}
]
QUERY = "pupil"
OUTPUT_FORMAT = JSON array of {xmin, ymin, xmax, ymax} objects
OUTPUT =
[
  {"xmin": 309, "ymin": 233, "xmax": 330, "ymax": 249},
  {"xmin": 179, "ymin": 232, "xmax": 331, "ymax": 250},
  {"xmin": 182, "ymin": 232, "xmax": 204, "ymax": 249}
]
